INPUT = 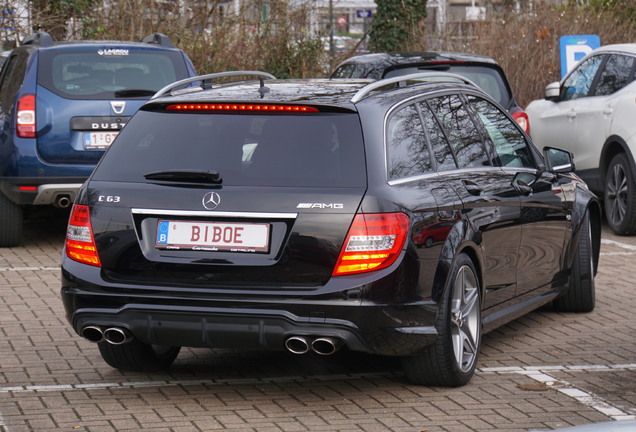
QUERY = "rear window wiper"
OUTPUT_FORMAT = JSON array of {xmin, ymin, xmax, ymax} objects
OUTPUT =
[
  {"xmin": 115, "ymin": 89, "xmax": 156, "ymax": 97},
  {"xmin": 144, "ymin": 169, "xmax": 222, "ymax": 184}
]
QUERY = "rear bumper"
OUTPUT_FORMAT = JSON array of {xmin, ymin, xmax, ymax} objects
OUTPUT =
[
  {"xmin": 63, "ymin": 299, "xmax": 438, "ymax": 356},
  {"xmin": 0, "ymin": 178, "xmax": 85, "ymax": 206},
  {"xmin": 61, "ymin": 264, "xmax": 439, "ymax": 357}
]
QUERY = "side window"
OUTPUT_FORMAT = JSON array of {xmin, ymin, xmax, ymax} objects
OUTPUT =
[
  {"xmin": 418, "ymin": 102, "xmax": 456, "ymax": 172},
  {"xmin": 594, "ymin": 54, "xmax": 636, "ymax": 96},
  {"xmin": 467, "ymin": 95, "xmax": 536, "ymax": 168},
  {"xmin": 331, "ymin": 64, "xmax": 355, "ymax": 78},
  {"xmin": 562, "ymin": 55, "xmax": 604, "ymax": 100},
  {"xmin": 386, "ymin": 104, "xmax": 432, "ymax": 180},
  {"xmin": 426, "ymin": 94, "xmax": 491, "ymax": 169},
  {"xmin": 0, "ymin": 54, "xmax": 27, "ymax": 112}
]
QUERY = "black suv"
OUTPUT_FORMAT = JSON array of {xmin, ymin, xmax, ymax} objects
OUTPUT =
[
  {"xmin": 61, "ymin": 72, "xmax": 600, "ymax": 387},
  {"xmin": 0, "ymin": 31, "xmax": 196, "ymax": 246},
  {"xmin": 331, "ymin": 52, "xmax": 529, "ymax": 133}
]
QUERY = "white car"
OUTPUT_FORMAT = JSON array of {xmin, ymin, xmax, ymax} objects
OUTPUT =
[{"xmin": 526, "ymin": 44, "xmax": 636, "ymax": 235}]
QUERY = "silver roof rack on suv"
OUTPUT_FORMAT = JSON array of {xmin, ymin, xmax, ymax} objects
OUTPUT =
[
  {"xmin": 351, "ymin": 72, "xmax": 479, "ymax": 103},
  {"xmin": 152, "ymin": 71, "xmax": 277, "ymax": 99}
]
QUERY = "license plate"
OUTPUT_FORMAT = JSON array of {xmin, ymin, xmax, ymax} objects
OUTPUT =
[
  {"xmin": 156, "ymin": 220, "xmax": 270, "ymax": 252},
  {"xmin": 84, "ymin": 132, "xmax": 118, "ymax": 149}
]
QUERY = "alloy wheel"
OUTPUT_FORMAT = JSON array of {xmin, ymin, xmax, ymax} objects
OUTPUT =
[
  {"xmin": 450, "ymin": 265, "xmax": 480, "ymax": 373},
  {"xmin": 606, "ymin": 162, "xmax": 628, "ymax": 226}
]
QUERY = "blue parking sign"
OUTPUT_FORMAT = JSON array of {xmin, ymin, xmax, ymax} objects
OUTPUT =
[{"xmin": 560, "ymin": 35, "xmax": 601, "ymax": 78}]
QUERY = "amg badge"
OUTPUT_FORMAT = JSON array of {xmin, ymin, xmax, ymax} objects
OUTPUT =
[{"xmin": 297, "ymin": 203, "xmax": 344, "ymax": 209}]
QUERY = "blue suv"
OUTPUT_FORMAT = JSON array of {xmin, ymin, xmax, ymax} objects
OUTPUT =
[{"xmin": 0, "ymin": 32, "xmax": 196, "ymax": 246}]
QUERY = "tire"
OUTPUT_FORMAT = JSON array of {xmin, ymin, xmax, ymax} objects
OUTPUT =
[
  {"xmin": 98, "ymin": 340, "xmax": 181, "ymax": 372},
  {"xmin": 0, "ymin": 193, "xmax": 23, "ymax": 247},
  {"xmin": 553, "ymin": 211, "xmax": 596, "ymax": 313},
  {"xmin": 604, "ymin": 153, "xmax": 636, "ymax": 235},
  {"xmin": 403, "ymin": 253, "xmax": 482, "ymax": 387}
]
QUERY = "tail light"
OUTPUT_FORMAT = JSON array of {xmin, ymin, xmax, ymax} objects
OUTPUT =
[
  {"xmin": 512, "ymin": 110, "xmax": 530, "ymax": 134},
  {"xmin": 66, "ymin": 204, "xmax": 101, "ymax": 267},
  {"xmin": 16, "ymin": 94, "xmax": 36, "ymax": 138},
  {"xmin": 333, "ymin": 212, "xmax": 410, "ymax": 276}
]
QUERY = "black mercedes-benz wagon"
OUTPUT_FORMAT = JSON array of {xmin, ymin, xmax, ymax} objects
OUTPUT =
[{"xmin": 61, "ymin": 71, "xmax": 601, "ymax": 387}]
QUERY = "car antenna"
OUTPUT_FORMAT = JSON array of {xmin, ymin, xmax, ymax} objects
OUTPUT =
[{"xmin": 258, "ymin": 77, "xmax": 270, "ymax": 99}]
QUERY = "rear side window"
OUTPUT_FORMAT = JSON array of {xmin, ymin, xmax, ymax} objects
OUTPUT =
[
  {"xmin": 419, "ymin": 102, "xmax": 457, "ymax": 171},
  {"xmin": 38, "ymin": 49, "xmax": 188, "ymax": 99},
  {"xmin": 386, "ymin": 104, "xmax": 432, "ymax": 180},
  {"xmin": 0, "ymin": 52, "xmax": 28, "ymax": 112},
  {"xmin": 426, "ymin": 95, "xmax": 491, "ymax": 169},
  {"xmin": 594, "ymin": 54, "xmax": 636, "ymax": 96},
  {"xmin": 92, "ymin": 110, "xmax": 366, "ymax": 188}
]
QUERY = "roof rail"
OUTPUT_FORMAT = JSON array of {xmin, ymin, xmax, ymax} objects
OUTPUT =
[
  {"xmin": 21, "ymin": 31, "xmax": 54, "ymax": 47},
  {"xmin": 141, "ymin": 32, "xmax": 174, "ymax": 48},
  {"xmin": 152, "ymin": 71, "xmax": 277, "ymax": 99},
  {"xmin": 350, "ymin": 72, "xmax": 479, "ymax": 103}
]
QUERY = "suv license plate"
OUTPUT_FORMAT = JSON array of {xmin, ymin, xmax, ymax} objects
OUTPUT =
[
  {"xmin": 156, "ymin": 220, "xmax": 270, "ymax": 252},
  {"xmin": 84, "ymin": 132, "xmax": 118, "ymax": 149}
]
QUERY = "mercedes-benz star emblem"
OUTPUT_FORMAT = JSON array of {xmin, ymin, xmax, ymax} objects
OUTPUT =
[{"xmin": 202, "ymin": 192, "xmax": 221, "ymax": 210}]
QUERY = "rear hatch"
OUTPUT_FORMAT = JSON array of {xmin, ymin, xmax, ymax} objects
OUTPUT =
[
  {"xmin": 86, "ymin": 105, "xmax": 368, "ymax": 287},
  {"xmin": 35, "ymin": 45, "xmax": 192, "ymax": 164}
]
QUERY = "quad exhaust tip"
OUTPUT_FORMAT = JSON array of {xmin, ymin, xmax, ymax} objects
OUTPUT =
[
  {"xmin": 81, "ymin": 326, "xmax": 105, "ymax": 343},
  {"xmin": 285, "ymin": 336, "xmax": 310, "ymax": 354},
  {"xmin": 80, "ymin": 326, "xmax": 133, "ymax": 345},
  {"xmin": 285, "ymin": 336, "xmax": 343, "ymax": 356},
  {"xmin": 311, "ymin": 337, "xmax": 342, "ymax": 356}
]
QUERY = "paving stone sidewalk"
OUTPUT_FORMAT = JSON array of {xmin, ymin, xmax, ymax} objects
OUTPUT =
[{"xmin": 1, "ymin": 211, "xmax": 634, "ymax": 432}]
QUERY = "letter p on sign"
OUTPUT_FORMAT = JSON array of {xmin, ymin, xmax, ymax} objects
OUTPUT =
[{"xmin": 560, "ymin": 35, "xmax": 601, "ymax": 78}]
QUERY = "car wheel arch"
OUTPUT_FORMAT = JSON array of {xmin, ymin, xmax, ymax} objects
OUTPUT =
[
  {"xmin": 600, "ymin": 135, "xmax": 635, "ymax": 183},
  {"xmin": 433, "ymin": 236, "xmax": 486, "ymax": 307},
  {"xmin": 586, "ymin": 202, "xmax": 602, "ymax": 274}
]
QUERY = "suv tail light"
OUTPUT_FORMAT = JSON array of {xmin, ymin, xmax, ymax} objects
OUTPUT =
[
  {"xmin": 16, "ymin": 94, "xmax": 36, "ymax": 138},
  {"xmin": 512, "ymin": 110, "xmax": 530, "ymax": 134},
  {"xmin": 333, "ymin": 213, "xmax": 410, "ymax": 276},
  {"xmin": 66, "ymin": 204, "xmax": 101, "ymax": 267}
]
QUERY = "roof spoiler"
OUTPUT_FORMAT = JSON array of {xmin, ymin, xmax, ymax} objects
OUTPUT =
[
  {"xmin": 141, "ymin": 33, "xmax": 174, "ymax": 48},
  {"xmin": 21, "ymin": 31, "xmax": 54, "ymax": 47}
]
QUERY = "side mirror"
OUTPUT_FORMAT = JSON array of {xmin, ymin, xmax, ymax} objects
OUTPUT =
[
  {"xmin": 543, "ymin": 147, "xmax": 575, "ymax": 173},
  {"xmin": 545, "ymin": 81, "xmax": 561, "ymax": 101}
]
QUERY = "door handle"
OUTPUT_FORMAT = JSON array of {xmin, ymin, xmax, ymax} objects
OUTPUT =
[
  {"xmin": 462, "ymin": 180, "xmax": 482, "ymax": 196},
  {"xmin": 567, "ymin": 111, "xmax": 576, "ymax": 119},
  {"xmin": 603, "ymin": 107, "xmax": 614, "ymax": 115}
]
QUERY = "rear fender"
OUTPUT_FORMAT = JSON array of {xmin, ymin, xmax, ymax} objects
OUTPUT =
[
  {"xmin": 430, "ymin": 219, "xmax": 485, "ymax": 304},
  {"xmin": 567, "ymin": 185, "xmax": 601, "ymax": 274}
]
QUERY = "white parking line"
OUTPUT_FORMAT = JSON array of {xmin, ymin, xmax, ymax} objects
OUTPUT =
[
  {"xmin": 0, "ymin": 266, "xmax": 59, "ymax": 272},
  {"xmin": 1, "ymin": 363, "xmax": 634, "ymax": 425},
  {"xmin": 601, "ymin": 238, "xmax": 636, "ymax": 252},
  {"xmin": 480, "ymin": 363, "xmax": 636, "ymax": 421}
]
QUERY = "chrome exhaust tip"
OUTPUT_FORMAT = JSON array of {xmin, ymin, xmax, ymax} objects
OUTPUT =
[
  {"xmin": 311, "ymin": 337, "xmax": 342, "ymax": 356},
  {"xmin": 81, "ymin": 326, "xmax": 104, "ymax": 343},
  {"xmin": 285, "ymin": 336, "xmax": 310, "ymax": 354},
  {"xmin": 103, "ymin": 327, "xmax": 133, "ymax": 345},
  {"xmin": 54, "ymin": 195, "xmax": 71, "ymax": 208}
]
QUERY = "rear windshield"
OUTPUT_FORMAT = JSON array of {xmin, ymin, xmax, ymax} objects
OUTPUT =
[
  {"xmin": 92, "ymin": 110, "xmax": 367, "ymax": 188},
  {"xmin": 37, "ymin": 49, "xmax": 188, "ymax": 99},
  {"xmin": 385, "ymin": 65, "xmax": 511, "ymax": 108}
]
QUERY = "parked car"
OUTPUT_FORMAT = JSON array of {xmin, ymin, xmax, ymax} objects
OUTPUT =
[
  {"xmin": 61, "ymin": 71, "xmax": 601, "ymax": 387},
  {"xmin": 331, "ymin": 52, "xmax": 529, "ymax": 133},
  {"xmin": 526, "ymin": 44, "xmax": 636, "ymax": 235},
  {"xmin": 0, "ymin": 31, "xmax": 197, "ymax": 247}
]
